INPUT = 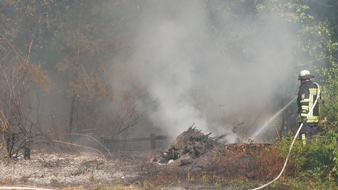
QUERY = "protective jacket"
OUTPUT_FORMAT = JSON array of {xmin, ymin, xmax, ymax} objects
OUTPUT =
[{"xmin": 297, "ymin": 80, "xmax": 320, "ymax": 123}]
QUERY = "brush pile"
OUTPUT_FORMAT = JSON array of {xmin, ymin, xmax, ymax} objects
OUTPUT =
[
  {"xmin": 157, "ymin": 127, "xmax": 223, "ymax": 166},
  {"xmin": 144, "ymin": 127, "xmax": 285, "ymax": 181}
]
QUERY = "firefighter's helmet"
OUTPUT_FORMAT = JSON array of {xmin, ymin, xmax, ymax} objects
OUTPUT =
[{"xmin": 298, "ymin": 70, "xmax": 315, "ymax": 80}]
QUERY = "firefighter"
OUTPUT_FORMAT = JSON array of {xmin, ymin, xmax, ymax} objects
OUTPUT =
[{"xmin": 297, "ymin": 70, "xmax": 320, "ymax": 144}]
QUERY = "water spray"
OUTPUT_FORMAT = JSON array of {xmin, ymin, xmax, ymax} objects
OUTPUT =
[
  {"xmin": 250, "ymin": 97, "xmax": 297, "ymax": 141},
  {"xmin": 250, "ymin": 82, "xmax": 320, "ymax": 190}
]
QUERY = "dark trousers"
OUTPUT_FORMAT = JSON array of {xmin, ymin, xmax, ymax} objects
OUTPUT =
[{"xmin": 299, "ymin": 123, "xmax": 318, "ymax": 144}]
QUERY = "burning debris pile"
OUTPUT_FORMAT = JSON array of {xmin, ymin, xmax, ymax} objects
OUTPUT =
[
  {"xmin": 144, "ymin": 127, "xmax": 286, "ymax": 182},
  {"xmin": 157, "ymin": 127, "xmax": 223, "ymax": 166}
]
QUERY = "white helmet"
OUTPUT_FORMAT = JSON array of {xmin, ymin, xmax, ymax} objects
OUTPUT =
[{"xmin": 298, "ymin": 70, "xmax": 315, "ymax": 80}]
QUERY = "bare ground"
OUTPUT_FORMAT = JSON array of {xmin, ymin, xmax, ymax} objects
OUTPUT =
[
  {"xmin": 0, "ymin": 150, "xmax": 150, "ymax": 189},
  {"xmin": 0, "ymin": 128, "xmax": 288, "ymax": 190}
]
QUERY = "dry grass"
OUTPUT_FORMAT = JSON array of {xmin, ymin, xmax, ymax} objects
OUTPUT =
[{"xmin": 141, "ymin": 143, "xmax": 295, "ymax": 188}]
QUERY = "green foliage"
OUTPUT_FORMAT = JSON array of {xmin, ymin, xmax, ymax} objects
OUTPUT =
[
  {"xmin": 287, "ymin": 3, "xmax": 338, "ymax": 186},
  {"xmin": 319, "ymin": 120, "xmax": 338, "ymax": 179},
  {"xmin": 277, "ymin": 127, "xmax": 338, "ymax": 188},
  {"xmin": 291, "ymin": 0, "xmax": 338, "ymax": 125},
  {"xmin": 321, "ymin": 66, "xmax": 338, "ymax": 123}
]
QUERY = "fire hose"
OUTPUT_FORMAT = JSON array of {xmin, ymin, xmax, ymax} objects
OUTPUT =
[{"xmin": 250, "ymin": 82, "xmax": 320, "ymax": 190}]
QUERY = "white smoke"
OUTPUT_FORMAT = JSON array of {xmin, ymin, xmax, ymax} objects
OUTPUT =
[
  {"xmin": 109, "ymin": 0, "xmax": 298, "ymax": 141},
  {"xmin": 130, "ymin": 1, "xmax": 211, "ymax": 137}
]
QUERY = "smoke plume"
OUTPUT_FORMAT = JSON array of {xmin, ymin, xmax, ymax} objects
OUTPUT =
[{"xmin": 109, "ymin": 0, "xmax": 299, "ymax": 142}]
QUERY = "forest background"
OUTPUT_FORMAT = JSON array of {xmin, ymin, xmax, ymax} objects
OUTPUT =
[{"xmin": 0, "ymin": 0, "xmax": 337, "ymax": 189}]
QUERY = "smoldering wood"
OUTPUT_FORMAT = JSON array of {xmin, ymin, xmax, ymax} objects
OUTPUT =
[{"xmin": 143, "ymin": 127, "xmax": 276, "ymax": 182}]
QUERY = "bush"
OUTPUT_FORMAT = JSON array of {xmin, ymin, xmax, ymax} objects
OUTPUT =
[{"xmin": 280, "ymin": 126, "xmax": 338, "ymax": 186}]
